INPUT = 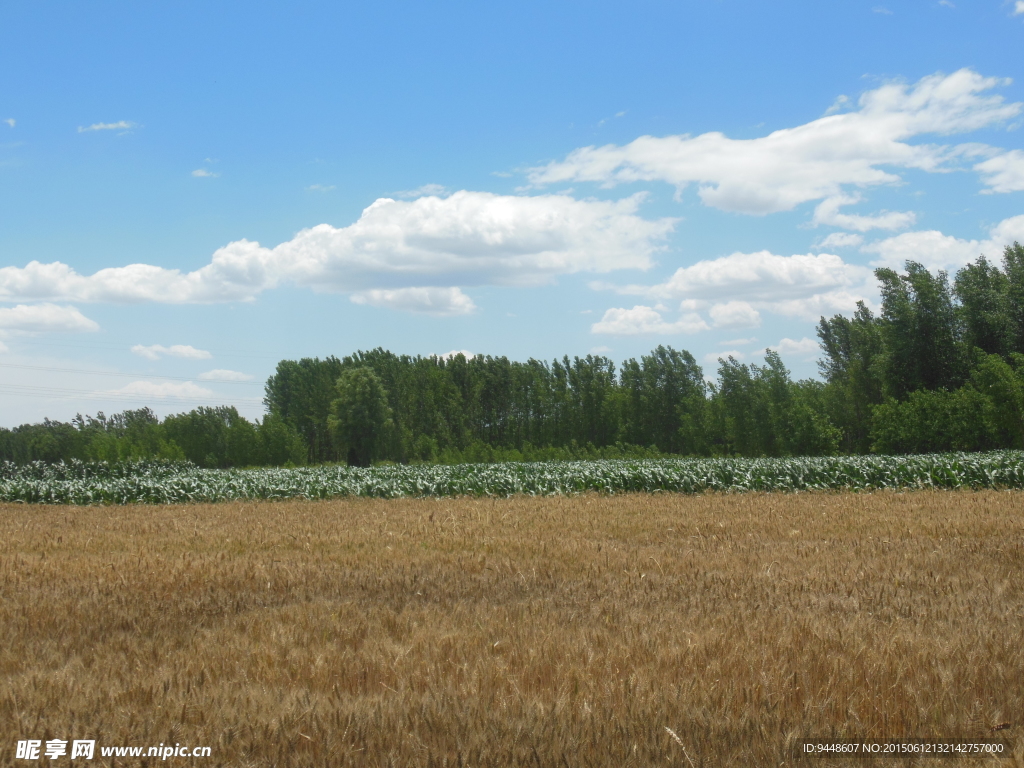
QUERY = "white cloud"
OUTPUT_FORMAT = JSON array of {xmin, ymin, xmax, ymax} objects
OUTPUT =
[
  {"xmin": 811, "ymin": 194, "xmax": 915, "ymax": 232},
  {"xmin": 597, "ymin": 250, "xmax": 876, "ymax": 323},
  {"xmin": 872, "ymin": 6, "xmax": 893, "ymax": 14},
  {"xmin": 0, "ymin": 339, "xmax": 9, "ymax": 353},
  {"xmin": 131, "ymin": 344, "xmax": 212, "ymax": 361},
  {"xmin": 770, "ymin": 291, "xmax": 878, "ymax": 322},
  {"xmin": 864, "ymin": 214, "xmax": 1024, "ymax": 272},
  {"xmin": 0, "ymin": 303, "xmax": 99, "ymax": 333},
  {"xmin": 396, "ymin": 183, "xmax": 448, "ymax": 199},
  {"xmin": 816, "ymin": 232, "xmax": 864, "ymax": 249},
  {"xmin": 974, "ymin": 149, "xmax": 1024, "ymax": 193},
  {"xmin": 939, "ymin": 1, "xmax": 954, "ymax": 8},
  {"xmin": 198, "ymin": 369, "xmax": 254, "ymax": 381},
  {"xmin": 528, "ymin": 69, "xmax": 1021, "ymax": 214},
  {"xmin": 639, "ymin": 250, "xmax": 871, "ymax": 303},
  {"xmin": 77, "ymin": 121, "xmax": 135, "ymax": 133},
  {"xmin": 4, "ymin": 118, "xmax": 14, "ymax": 128},
  {"xmin": 719, "ymin": 337, "xmax": 757, "ymax": 346},
  {"xmin": 307, "ymin": 184, "xmax": 336, "ymax": 192},
  {"xmin": 0, "ymin": 192, "xmax": 675, "ymax": 308},
  {"xmin": 770, "ymin": 337, "xmax": 820, "ymax": 360},
  {"xmin": 1014, "ymin": 1, "xmax": 1024, "ymax": 15},
  {"xmin": 435, "ymin": 350, "xmax": 475, "ymax": 360},
  {"xmin": 823, "ymin": 95, "xmax": 849, "ymax": 116},
  {"xmin": 107, "ymin": 381, "xmax": 214, "ymax": 399},
  {"xmin": 192, "ymin": 169, "xmax": 219, "ymax": 178},
  {"xmin": 709, "ymin": 300, "xmax": 761, "ymax": 329},
  {"xmin": 350, "ymin": 286, "xmax": 477, "ymax": 316},
  {"xmin": 591, "ymin": 305, "xmax": 710, "ymax": 335},
  {"xmin": 590, "ymin": 345, "xmax": 613, "ymax": 354}
]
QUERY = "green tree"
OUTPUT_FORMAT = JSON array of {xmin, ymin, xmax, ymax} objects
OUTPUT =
[
  {"xmin": 875, "ymin": 261, "xmax": 966, "ymax": 400},
  {"xmin": 619, "ymin": 346, "xmax": 707, "ymax": 454},
  {"xmin": 264, "ymin": 356, "xmax": 344, "ymax": 463},
  {"xmin": 163, "ymin": 406, "xmax": 254, "ymax": 467},
  {"xmin": 969, "ymin": 353, "xmax": 1024, "ymax": 449},
  {"xmin": 955, "ymin": 255, "xmax": 1013, "ymax": 357},
  {"xmin": 256, "ymin": 414, "xmax": 308, "ymax": 466},
  {"xmin": 1003, "ymin": 242, "xmax": 1024, "ymax": 353},
  {"xmin": 816, "ymin": 301, "xmax": 884, "ymax": 453},
  {"xmin": 870, "ymin": 388, "xmax": 994, "ymax": 454},
  {"xmin": 328, "ymin": 367, "xmax": 394, "ymax": 466}
]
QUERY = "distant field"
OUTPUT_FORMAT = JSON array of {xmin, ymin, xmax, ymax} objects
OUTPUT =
[
  {"xmin": 4, "ymin": 451, "xmax": 1024, "ymax": 504},
  {"xmin": 2, "ymin": 491, "xmax": 1022, "ymax": 767}
]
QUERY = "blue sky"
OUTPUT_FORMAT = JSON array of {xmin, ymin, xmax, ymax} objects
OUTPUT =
[{"xmin": 2, "ymin": 0, "xmax": 1024, "ymax": 426}]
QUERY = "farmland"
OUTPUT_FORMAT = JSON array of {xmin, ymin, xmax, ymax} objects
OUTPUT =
[
  {"xmin": 4, "ymin": 450, "xmax": 1024, "ymax": 504},
  {"xmin": 2, "ymin": 490, "xmax": 1022, "ymax": 766}
]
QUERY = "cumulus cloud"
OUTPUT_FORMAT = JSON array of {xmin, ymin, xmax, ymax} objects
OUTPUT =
[
  {"xmin": 78, "ymin": 121, "xmax": 135, "ymax": 133},
  {"xmin": 528, "ymin": 69, "xmax": 1021, "ymax": 215},
  {"xmin": 770, "ymin": 291, "xmax": 878, "ymax": 321},
  {"xmin": 396, "ymin": 183, "xmax": 448, "ymax": 199},
  {"xmin": 638, "ymin": 251, "xmax": 870, "ymax": 303},
  {"xmin": 0, "ymin": 303, "xmax": 99, "ymax": 333},
  {"xmin": 107, "ymin": 381, "xmax": 213, "ymax": 399},
  {"xmin": 192, "ymin": 169, "xmax": 219, "ymax": 178},
  {"xmin": 0, "ymin": 192, "xmax": 675, "ymax": 313},
  {"xmin": 350, "ymin": 286, "xmax": 477, "ymax": 316},
  {"xmin": 710, "ymin": 300, "xmax": 761, "ymax": 329},
  {"xmin": 770, "ymin": 337, "xmax": 821, "ymax": 360},
  {"xmin": 1014, "ymin": 1, "xmax": 1024, "ymax": 14},
  {"xmin": 435, "ymin": 350, "xmax": 475, "ymax": 360},
  {"xmin": 596, "ymin": 250, "xmax": 876, "ymax": 323},
  {"xmin": 974, "ymin": 150, "xmax": 1024, "ymax": 193},
  {"xmin": 719, "ymin": 337, "xmax": 757, "ymax": 346},
  {"xmin": 864, "ymin": 214, "xmax": 1024, "ymax": 272},
  {"xmin": 198, "ymin": 369, "xmax": 254, "ymax": 381},
  {"xmin": 4, "ymin": 118, "xmax": 14, "ymax": 128},
  {"xmin": 131, "ymin": 344, "xmax": 212, "ymax": 361},
  {"xmin": 591, "ymin": 305, "xmax": 710, "ymax": 335},
  {"xmin": 811, "ymin": 194, "xmax": 916, "ymax": 232},
  {"xmin": 824, "ymin": 95, "xmax": 850, "ymax": 116},
  {"xmin": 816, "ymin": 232, "xmax": 864, "ymax": 249}
]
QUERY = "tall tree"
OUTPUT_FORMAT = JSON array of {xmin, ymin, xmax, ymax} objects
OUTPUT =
[
  {"xmin": 328, "ymin": 367, "xmax": 394, "ymax": 467},
  {"xmin": 1001, "ymin": 242, "xmax": 1024, "ymax": 354},
  {"xmin": 955, "ymin": 255, "xmax": 1012, "ymax": 358},
  {"xmin": 620, "ymin": 346, "xmax": 707, "ymax": 453},
  {"xmin": 876, "ymin": 261, "xmax": 965, "ymax": 400},
  {"xmin": 264, "ymin": 356, "xmax": 345, "ymax": 462},
  {"xmin": 817, "ymin": 301, "xmax": 884, "ymax": 453}
]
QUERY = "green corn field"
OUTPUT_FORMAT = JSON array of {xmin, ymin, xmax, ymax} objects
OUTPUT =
[{"xmin": 3, "ymin": 451, "xmax": 1024, "ymax": 504}]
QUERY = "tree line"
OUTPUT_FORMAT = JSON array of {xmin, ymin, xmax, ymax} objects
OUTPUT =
[
  {"xmin": 3, "ymin": 245, "xmax": 1023, "ymax": 466},
  {"xmin": 265, "ymin": 244, "xmax": 1024, "ymax": 464},
  {"xmin": 0, "ymin": 407, "xmax": 306, "ymax": 467}
]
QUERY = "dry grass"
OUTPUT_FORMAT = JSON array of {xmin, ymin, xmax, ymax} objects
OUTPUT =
[{"xmin": 1, "ymin": 490, "xmax": 1023, "ymax": 767}]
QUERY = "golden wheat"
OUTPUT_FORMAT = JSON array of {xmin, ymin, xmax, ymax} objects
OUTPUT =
[{"xmin": 1, "ymin": 491, "xmax": 1022, "ymax": 766}]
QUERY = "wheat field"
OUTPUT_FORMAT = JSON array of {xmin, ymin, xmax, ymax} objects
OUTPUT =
[{"xmin": 1, "ymin": 491, "xmax": 1022, "ymax": 766}]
